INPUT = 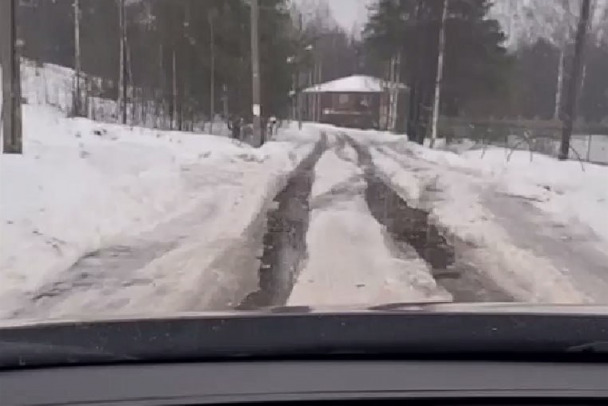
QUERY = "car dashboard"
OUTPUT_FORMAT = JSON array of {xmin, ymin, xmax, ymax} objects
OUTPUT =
[{"xmin": 2, "ymin": 359, "xmax": 608, "ymax": 405}]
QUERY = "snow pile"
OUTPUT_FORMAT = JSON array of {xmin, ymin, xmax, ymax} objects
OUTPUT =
[
  {"xmin": 0, "ymin": 105, "xmax": 318, "ymax": 317},
  {"xmin": 457, "ymin": 148, "xmax": 608, "ymax": 245},
  {"xmin": 380, "ymin": 138, "xmax": 608, "ymax": 245},
  {"xmin": 20, "ymin": 61, "xmax": 76, "ymax": 112},
  {"xmin": 424, "ymin": 170, "xmax": 593, "ymax": 304},
  {"xmin": 288, "ymin": 144, "xmax": 450, "ymax": 307}
]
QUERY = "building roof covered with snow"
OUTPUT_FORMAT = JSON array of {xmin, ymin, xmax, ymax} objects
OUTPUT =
[{"xmin": 302, "ymin": 75, "xmax": 407, "ymax": 94}]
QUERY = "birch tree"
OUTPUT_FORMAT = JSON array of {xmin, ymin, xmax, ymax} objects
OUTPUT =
[
  {"xmin": 387, "ymin": 52, "xmax": 401, "ymax": 132},
  {"xmin": 521, "ymin": 0, "xmax": 580, "ymax": 120}
]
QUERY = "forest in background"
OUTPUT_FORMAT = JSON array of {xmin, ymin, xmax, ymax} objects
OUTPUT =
[{"xmin": 15, "ymin": 0, "xmax": 608, "ymax": 136}]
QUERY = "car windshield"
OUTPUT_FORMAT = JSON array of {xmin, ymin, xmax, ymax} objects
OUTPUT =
[{"xmin": 1, "ymin": 0, "xmax": 607, "ymax": 324}]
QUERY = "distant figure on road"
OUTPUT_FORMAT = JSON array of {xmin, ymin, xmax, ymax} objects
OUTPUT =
[
  {"xmin": 227, "ymin": 116, "xmax": 243, "ymax": 140},
  {"xmin": 267, "ymin": 116, "xmax": 278, "ymax": 138}
]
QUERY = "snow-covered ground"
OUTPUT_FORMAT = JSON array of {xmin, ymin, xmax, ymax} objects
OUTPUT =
[
  {"xmin": 3, "ymin": 54, "xmax": 608, "ymax": 320},
  {"xmin": 288, "ymin": 137, "xmax": 450, "ymax": 306},
  {"xmin": 0, "ymin": 103, "xmax": 318, "ymax": 319},
  {"xmin": 347, "ymin": 129, "xmax": 608, "ymax": 303}
]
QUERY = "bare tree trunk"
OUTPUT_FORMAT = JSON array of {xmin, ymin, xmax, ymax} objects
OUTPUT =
[
  {"xmin": 430, "ymin": 0, "xmax": 448, "ymax": 149},
  {"xmin": 315, "ymin": 61, "xmax": 322, "ymax": 122},
  {"xmin": 73, "ymin": 0, "xmax": 83, "ymax": 117},
  {"xmin": 292, "ymin": 72, "xmax": 297, "ymax": 121},
  {"xmin": 117, "ymin": 0, "xmax": 127, "ymax": 124},
  {"xmin": 553, "ymin": 49, "xmax": 565, "ymax": 120},
  {"xmin": 559, "ymin": 0, "xmax": 591, "ymax": 160},
  {"xmin": 1, "ymin": 0, "xmax": 23, "ymax": 154},
  {"xmin": 141, "ymin": 88, "xmax": 147, "ymax": 126},
  {"xmin": 158, "ymin": 43, "xmax": 167, "ymax": 129},
  {"xmin": 407, "ymin": 0, "xmax": 425, "ymax": 144},
  {"xmin": 172, "ymin": 49, "xmax": 178, "ymax": 131},
  {"xmin": 209, "ymin": 13, "xmax": 215, "ymax": 134},
  {"xmin": 250, "ymin": 0, "xmax": 262, "ymax": 146},
  {"xmin": 389, "ymin": 52, "xmax": 401, "ymax": 132},
  {"xmin": 127, "ymin": 40, "xmax": 134, "ymax": 124},
  {"xmin": 381, "ymin": 59, "xmax": 390, "ymax": 130},
  {"xmin": 222, "ymin": 84, "xmax": 229, "ymax": 120},
  {"xmin": 313, "ymin": 64, "xmax": 318, "ymax": 122},
  {"xmin": 387, "ymin": 55, "xmax": 395, "ymax": 131}
]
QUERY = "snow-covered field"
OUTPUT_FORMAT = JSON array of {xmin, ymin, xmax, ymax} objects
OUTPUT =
[{"xmin": 3, "ymin": 58, "xmax": 608, "ymax": 319}]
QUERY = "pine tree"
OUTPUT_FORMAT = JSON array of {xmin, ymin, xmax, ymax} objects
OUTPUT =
[{"xmin": 364, "ymin": 0, "xmax": 511, "ymax": 143}]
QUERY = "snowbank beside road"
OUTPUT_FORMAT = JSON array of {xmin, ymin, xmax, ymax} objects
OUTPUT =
[
  {"xmin": 458, "ymin": 148, "xmax": 608, "ymax": 245},
  {"xmin": 0, "ymin": 105, "xmax": 318, "ymax": 317},
  {"xmin": 366, "ymin": 134, "xmax": 608, "ymax": 247},
  {"xmin": 288, "ymin": 144, "xmax": 450, "ymax": 307},
  {"xmin": 368, "ymin": 142, "xmax": 606, "ymax": 303}
]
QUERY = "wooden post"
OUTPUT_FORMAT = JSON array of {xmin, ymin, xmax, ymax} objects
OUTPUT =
[
  {"xmin": 430, "ymin": 0, "xmax": 448, "ymax": 149},
  {"xmin": 209, "ymin": 12, "xmax": 216, "ymax": 135},
  {"xmin": 118, "ymin": 0, "xmax": 128, "ymax": 124},
  {"xmin": 1, "ymin": 0, "xmax": 23, "ymax": 154},
  {"xmin": 73, "ymin": 0, "xmax": 83, "ymax": 117},
  {"xmin": 250, "ymin": 0, "xmax": 262, "ymax": 146}
]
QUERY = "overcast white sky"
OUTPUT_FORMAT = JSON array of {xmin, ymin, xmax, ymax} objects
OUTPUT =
[{"xmin": 325, "ymin": 0, "xmax": 371, "ymax": 30}]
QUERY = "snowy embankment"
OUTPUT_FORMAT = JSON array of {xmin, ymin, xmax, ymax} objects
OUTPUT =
[
  {"xmin": 347, "ymin": 130, "xmax": 608, "ymax": 303},
  {"xmin": 288, "ymin": 139, "xmax": 450, "ymax": 307},
  {"xmin": 0, "ymin": 104, "xmax": 318, "ymax": 318},
  {"xmin": 406, "ymin": 143, "xmax": 608, "ymax": 245}
]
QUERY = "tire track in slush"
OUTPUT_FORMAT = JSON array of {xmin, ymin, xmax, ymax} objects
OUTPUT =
[
  {"xmin": 237, "ymin": 134, "xmax": 328, "ymax": 309},
  {"xmin": 346, "ymin": 135, "xmax": 512, "ymax": 303}
]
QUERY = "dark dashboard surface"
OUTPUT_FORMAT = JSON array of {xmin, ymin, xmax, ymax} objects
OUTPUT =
[
  {"xmin": 2, "ymin": 360, "xmax": 608, "ymax": 405},
  {"xmin": 2, "ymin": 310, "xmax": 608, "ymax": 405}
]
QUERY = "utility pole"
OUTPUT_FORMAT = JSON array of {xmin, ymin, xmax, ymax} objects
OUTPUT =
[
  {"xmin": 1, "ymin": 0, "xmax": 23, "ymax": 154},
  {"xmin": 209, "ymin": 11, "xmax": 216, "ymax": 135},
  {"xmin": 407, "ymin": 0, "xmax": 425, "ymax": 144},
  {"xmin": 73, "ymin": 0, "xmax": 83, "ymax": 117},
  {"xmin": 316, "ymin": 60, "xmax": 322, "ymax": 122},
  {"xmin": 430, "ymin": 0, "xmax": 448, "ymax": 148},
  {"xmin": 559, "ymin": 0, "xmax": 591, "ymax": 161},
  {"xmin": 117, "ymin": 0, "xmax": 128, "ymax": 124},
  {"xmin": 250, "ymin": 0, "xmax": 262, "ymax": 146},
  {"xmin": 222, "ymin": 84, "xmax": 229, "ymax": 119}
]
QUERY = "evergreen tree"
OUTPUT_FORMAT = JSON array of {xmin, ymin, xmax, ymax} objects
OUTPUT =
[
  {"xmin": 18, "ymin": 0, "xmax": 298, "ymax": 129},
  {"xmin": 363, "ymin": 0, "xmax": 511, "ymax": 142}
]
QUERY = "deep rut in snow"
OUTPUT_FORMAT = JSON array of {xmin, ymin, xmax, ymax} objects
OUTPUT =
[
  {"xmin": 237, "ymin": 135, "xmax": 327, "ymax": 309},
  {"xmin": 347, "ymin": 136, "xmax": 512, "ymax": 302}
]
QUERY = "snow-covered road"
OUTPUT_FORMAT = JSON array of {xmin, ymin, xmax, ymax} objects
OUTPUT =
[
  {"xmin": 288, "ymin": 136, "xmax": 450, "ymax": 306},
  {"xmin": 3, "ymin": 111, "xmax": 608, "ymax": 320}
]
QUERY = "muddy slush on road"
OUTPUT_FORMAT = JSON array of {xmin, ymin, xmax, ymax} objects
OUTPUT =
[
  {"xmin": 345, "ymin": 134, "xmax": 512, "ymax": 303},
  {"xmin": 238, "ymin": 135, "xmax": 328, "ymax": 309}
]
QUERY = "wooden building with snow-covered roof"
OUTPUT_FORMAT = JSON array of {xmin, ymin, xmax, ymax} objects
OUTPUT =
[{"xmin": 301, "ymin": 75, "xmax": 408, "ymax": 130}]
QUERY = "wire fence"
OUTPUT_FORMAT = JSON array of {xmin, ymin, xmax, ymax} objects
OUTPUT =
[{"xmin": 439, "ymin": 117, "xmax": 608, "ymax": 165}]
